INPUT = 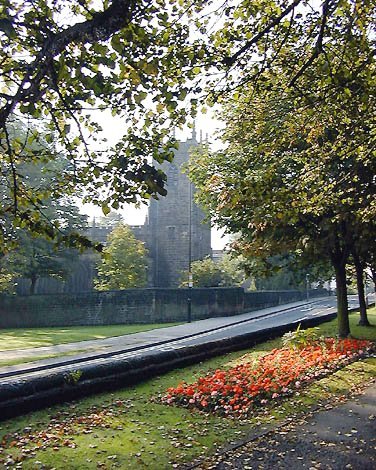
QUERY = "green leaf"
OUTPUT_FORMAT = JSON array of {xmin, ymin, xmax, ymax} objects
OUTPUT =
[
  {"xmin": 101, "ymin": 204, "xmax": 111, "ymax": 216},
  {"xmin": 0, "ymin": 17, "xmax": 16, "ymax": 39}
]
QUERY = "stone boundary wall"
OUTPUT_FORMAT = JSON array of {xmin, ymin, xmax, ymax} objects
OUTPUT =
[
  {"xmin": 244, "ymin": 290, "xmax": 314, "ymax": 311},
  {"xmin": 0, "ymin": 288, "xmax": 327, "ymax": 329}
]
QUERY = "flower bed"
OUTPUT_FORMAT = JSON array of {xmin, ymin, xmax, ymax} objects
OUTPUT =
[{"xmin": 161, "ymin": 338, "xmax": 373, "ymax": 416}]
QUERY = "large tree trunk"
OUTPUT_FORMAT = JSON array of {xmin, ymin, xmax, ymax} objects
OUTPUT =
[
  {"xmin": 371, "ymin": 267, "xmax": 376, "ymax": 305},
  {"xmin": 354, "ymin": 255, "xmax": 370, "ymax": 326},
  {"xmin": 334, "ymin": 261, "xmax": 350, "ymax": 338}
]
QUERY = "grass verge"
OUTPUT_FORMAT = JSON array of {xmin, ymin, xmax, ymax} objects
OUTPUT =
[
  {"xmin": 0, "ymin": 308, "xmax": 375, "ymax": 469},
  {"xmin": 0, "ymin": 350, "xmax": 91, "ymax": 368},
  {"xmin": 0, "ymin": 323, "xmax": 182, "ymax": 351}
]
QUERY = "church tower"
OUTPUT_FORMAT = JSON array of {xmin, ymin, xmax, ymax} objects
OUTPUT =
[{"xmin": 147, "ymin": 132, "xmax": 211, "ymax": 287}]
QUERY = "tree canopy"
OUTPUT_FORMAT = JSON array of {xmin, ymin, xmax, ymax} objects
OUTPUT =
[
  {"xmin": 188, "ymin": 0, "xmax": 375, "ymax": 336},
  {"xmin": 2, "ymin": 0, "xmax": 367, "ymax": 249},
  {"xmin": 180, "ymin": 254, "xmax": 246, "ymax": 288},
  {"xmin": 1, "ymin": 152, "xmax": 88, "ymax": 293},
  {"xmin": 0, "ymin": 0, "xmax": 207, "ymax": 247}
]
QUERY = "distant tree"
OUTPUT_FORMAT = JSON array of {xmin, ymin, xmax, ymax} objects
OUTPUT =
[
  {"xmin": 180, "ymin": 254, "xmax": 246, "ymax": 288},
  {"xmin": 0, "ymin": 119, "xmax": 97, "ymax": 252},
  {"xmin": 1, "ymin": 134, "xmax": 89, "ymax": 294},
  {"xmin": 94, "ymin": 224, "xmax": 147, "ymax": 290},
  {"xmin": 6, "ymin": 200, "xmax": 88, "ymax": 294},
  {"xmin": 95, "ymin": 212, "xmax": 124, "ymax": 229},
  {"xmin": 8, "ymin": 234, "xmax": 77, "ymax": 295},
  {"xmin": 248, "ymin": 256, "xmax": 333, "ymax": 291},
  {"xmin": 219, "ymin": 254, "xmax": 248, "ymax": 287}
]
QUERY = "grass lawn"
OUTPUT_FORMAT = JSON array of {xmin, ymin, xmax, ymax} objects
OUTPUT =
[
  {"xmin": 0, "ymin": 350, "xmax": 93, "ymax": 368},
  {"xmin": 0, "ymin": 308, "xmax": 375, "ymax": 469},
  {"xmin": 0, "ymin": 323, "xmax": 182, "ymax": 351}
]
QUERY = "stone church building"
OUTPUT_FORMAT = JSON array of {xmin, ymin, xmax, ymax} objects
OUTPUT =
[
  {"xmin": 146, "ymin": 131, "xmax": 211, "ymax": 287},
  {"xmin": 16, "ymin": 132, "xmax": 211, "ymax": 293}
]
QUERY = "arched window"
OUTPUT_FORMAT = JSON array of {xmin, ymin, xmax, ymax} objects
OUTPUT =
[{"xmin": 167, "ymin": 164, "xmax": 178, "ymax": 186}]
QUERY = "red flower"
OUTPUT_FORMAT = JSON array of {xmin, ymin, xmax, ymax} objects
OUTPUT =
[{"xmin": 161, "ymin": 338, "xmax": 373, "ymax": 416}]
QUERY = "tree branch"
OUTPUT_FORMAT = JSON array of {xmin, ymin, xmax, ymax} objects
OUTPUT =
[
  {"xmin": 0, "ymin": 0, "xmax": 147, "ymax": 129},
  {"xmin": 289, "ymin": 0, "xmax": 333, "ymax": 87},
  {"xmin": 223, "ymin": 0, "xmax": 302, "ymax": 67}
]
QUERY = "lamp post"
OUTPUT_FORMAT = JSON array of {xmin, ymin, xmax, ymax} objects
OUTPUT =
[
  {"xmin": 187, "ymin": 180, "xmax": 192, "ymax": 323},
  {"xmin": 306, "ymin": 273, "xmax": 310, "ymax": 302}
]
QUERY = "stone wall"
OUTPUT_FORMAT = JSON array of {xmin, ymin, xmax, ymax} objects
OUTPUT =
[
  {"xmin": 0, "ymin": 288, "xmax": 327, "ymax": 329},
  {"xmin": 243, "ymin": 290, "xmax": 318, "ymax": 311}
]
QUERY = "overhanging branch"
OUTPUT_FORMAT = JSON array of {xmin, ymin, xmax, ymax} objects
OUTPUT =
[
  {"xmin": 0, "ymin": 0, "xmax": 147, "ymax": 129},
  {"xmin": 223, "ymin": 0, "xmax": 303, "ymax": 68},
  {"xmin": 289, "ymin": 0, "xmax": 333, "ymax": 87}
]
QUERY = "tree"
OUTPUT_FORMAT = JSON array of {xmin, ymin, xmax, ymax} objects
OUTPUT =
[
  {"xmin": 180, "ymin": 254, "xmax": 246, "ymax": 288},
  {"xmin": 188, "ymin": 2, "xmax": 375, "ymax": 337},
  {"xmin": 5, "ymin": 199, "xmax": 88, "ymax": 294},
  {"xmin": 8, "ymin": 233, "xmax": 78, "ymax": 295},
  {"xmin": 350, "ymin": 228, "xmax": 376, "ymax": 326},
  {"xmin": 1, "ymin": 0, "xmax": 368, "ymax": 247},
  {"xmin": 1, "ymin": 133, "xmax": 90, "ymax": 293},
  {"xmin": 0, "ymin": 0, "xmax": 212, "ymax": 247},
  {"xmin": 94, "ymin": 223, "xmax": 147, "ymax": 290},
  {"xmin": 0, "ymin": 118, "xmax": 98, "ymax": 251},
  {"xmin": 95, "ymin": 212, "xmax": 124, "ymax": 229},
  {"xmin": 247, "ymin": 255, "xmax": 333, "ymax": 291},
  {"xmin": 0, "ymin": 257, "xmax": 16, "ymax": 293}
]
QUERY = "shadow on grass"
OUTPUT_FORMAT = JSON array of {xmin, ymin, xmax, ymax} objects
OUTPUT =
[{"xmin": 0, "ymin": 322, "xmax": 182, "ymax": 351}]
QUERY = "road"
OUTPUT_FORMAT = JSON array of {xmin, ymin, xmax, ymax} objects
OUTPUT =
[{"xmin": 0, "ymin": 295, "xmax": 359, "ymax": 381}]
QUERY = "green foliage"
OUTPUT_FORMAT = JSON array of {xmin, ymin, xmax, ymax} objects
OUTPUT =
[
  {"xmin": 0, "ymin": 0, "xmax": 212, "ymax": 246},
  {"xmin": 3, "ymin": 0, "xmax": 372, "ymax": 251},
  {"xmin": 0, "ymin": 263, "xmax": 16, "ymax": 293},
  {"xmin": 94, "ymin": 212, "xmax": 124, "ymax": 229},
  {"xmin": 94, "ymin": 223, "xmax": 148, "ymax": 290},
  {"xmin": 0, "ymin": 120, "xmax": 99, "ymax": 253},
  {"xmin": 180, "ymin": 257, "xmax": 222, "ymax": 288},
  {"xmin": 180, "ymin": 254, "xmax": 246, "ymax": 288},
  {"xmin": 1, "ymin": 147, "xmax": 89, "ymax": 293},
  {"xmin": 7, "ymin": 226, "xmax": 83, "ymax": 294},
  {"xmin": 64, "ymin": 369, "xmax": 83, "ymax": 386},
  {"xmin": 282, "ymin": 324, "xmax": 321, "ymax": 350},
  {"xmin": 248, "ymin": 255, "xmax": 333, "ymax": 291},
  {"xmin": 188, "ymin": 1, "xmax": 375, "ymax": 337}
]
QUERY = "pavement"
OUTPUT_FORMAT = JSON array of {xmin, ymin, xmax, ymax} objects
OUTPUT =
[
  {"xmin": 193, "ymin": 380, "xmax": 376, "ymax": 469},
  {"xmin": 0, "ymin": 295, "xmax": 356, "ymax": 379}
]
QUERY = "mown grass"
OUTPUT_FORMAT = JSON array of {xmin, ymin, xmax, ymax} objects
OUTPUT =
[
  {"xmin": 0, "ymin": 323, "xmax": 181, "ymax": 351},
  {"xmin": 0, "ymin": 308, "xmax": 375, "ymax": 469},
  {"xmin": 0, "ymin": 349, "xmax": 90, "ymax": 368}
]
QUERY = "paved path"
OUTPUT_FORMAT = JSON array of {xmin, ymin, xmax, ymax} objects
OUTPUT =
[
  {"xmin": 0, "ymin": 297, "xmax": 331, "ymax": 359},
  {"xmin": 195, "ymin": 381, "xmax": 376, "ymax": 469}
]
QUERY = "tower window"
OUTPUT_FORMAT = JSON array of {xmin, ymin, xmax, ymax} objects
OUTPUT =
[
  {"xmin": 167, "ymin": 165, "xmax": 178, "ymax": 186},
  {"xmin": 167, "ymin": 226, "xmax": 176, "ymax": 240}
]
